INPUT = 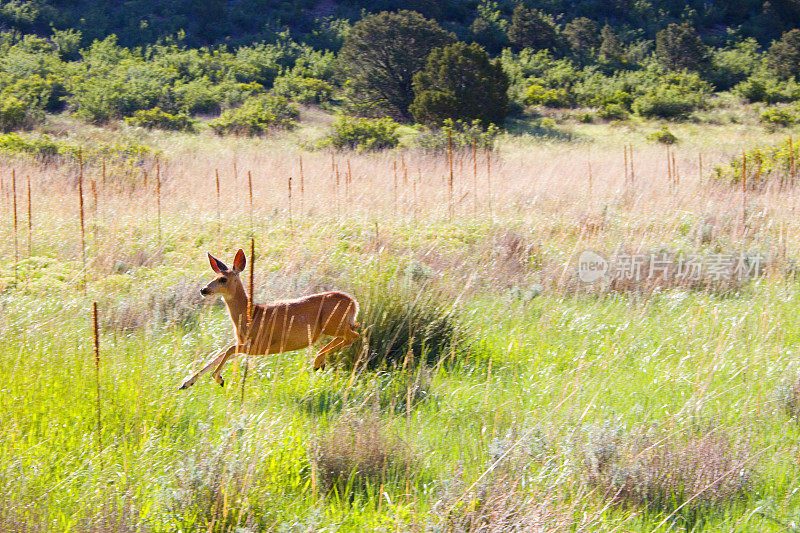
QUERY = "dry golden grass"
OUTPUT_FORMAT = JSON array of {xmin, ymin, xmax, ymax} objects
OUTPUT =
[{"xmin": 1, "ymin": 127, "xmax": 796, "ymax": 299}]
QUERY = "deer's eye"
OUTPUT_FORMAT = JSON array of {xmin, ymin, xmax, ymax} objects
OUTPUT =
[{"xmin": 219, "ymin": 278, "xmax": 227, "ymax": 284}]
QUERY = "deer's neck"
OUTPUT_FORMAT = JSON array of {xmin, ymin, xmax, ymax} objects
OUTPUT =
[{"xmin": 223, "ymin": 278, "xmax": 250, "ymax": 342}]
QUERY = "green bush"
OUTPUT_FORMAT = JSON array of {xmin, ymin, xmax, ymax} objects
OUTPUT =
[
  {"xmin": 173, "ymin": 77, "xmax": 222, "ymax": 114},
  {"xmin": 760, "ymin": 106, "xmax": 799, "ymax": 128},
  {"xmin": 646, "ymin": 126, "xmax": 678, "ymax": 144},
  {"xmin": 66, "ymin": 37, "xmax": 180, "ymax": 123},
  {"xmin": 734, "ymin": 74, "xmax": 800, "ymax": 104},
  {"xmin": 413, "ymin": 118, "xmax": 500, "ymax": 152},
  {"xmin": 523, "ymin": 83, "xmax": 572, "ymax": 107},
  {"xmin": 124, "ymin": 107, "xmax": 196, "ymax": 132},
  {"xmin": 326, "ymin": 116, "xmax": 400, "ymax": 151},
  {"xmin": 333, "ymin": 277, "xmax": 466, "ymax": 370},
  {"xmin": 767, "ymin": 29, "xmax": 800, "ymax": 80},
  {"xmin": 0, "ymin": 132, "xmax": 59, "ymax": 157},
  {"xmin": 208, "ymin": 94, "xmax": 298, "ymax": 136},
  {"xmin": 271, "ymin": 74, "xmax": 334, "ymax": 105},
  {"xmin": 633, "ymin": 84, "xmax": 706, "ymax": 119},
  {"xmin": 0, "ymin": 96, "xmax": 32, "ymax": 131},
  {"xmin": 708, "ymin": 39, "xmax": 760, "ymax": 91},
  {"xmin": 501, "ymin": 49, "xmax": 580, "ymax": 108},
  {"xmin": 712, "ymin": 138, "xmax": 800, "ymax": 188},
  {"xmin": 597, "ymin": 103, "xmax": 629, "ymax": 120},
  {"xmin": 410, "ymin": 42, "xmax": 508, "ymax": 126},
  {"xmin": 0, "ymin": 74, "xmax": 63, "ymax": 112}
]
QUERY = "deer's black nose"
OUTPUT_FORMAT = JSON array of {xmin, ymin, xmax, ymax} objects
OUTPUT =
[{"xmin": 200, "ymin": 287, "xmax": 209, "ymax": 296}]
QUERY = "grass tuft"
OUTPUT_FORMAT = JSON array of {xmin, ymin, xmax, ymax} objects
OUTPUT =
[
  {"xmin": 775, "ymin": 376, "xmax": 800, "ymax": 420},
  {"xmin": 335, "ymin": 278, "xmax": 466, "ymax": 370},
  {"xmin": 312, "ymin": 413, "xmax": 416, "ymax": 494},
  {"xmin": 584, "ymin": 428, "xmax": 754, "ymax": 527}
]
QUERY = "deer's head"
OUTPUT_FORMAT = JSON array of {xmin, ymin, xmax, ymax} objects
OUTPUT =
[{"xmin": 201, "ymin": 249, "xmax": 246, "ymax": 300}]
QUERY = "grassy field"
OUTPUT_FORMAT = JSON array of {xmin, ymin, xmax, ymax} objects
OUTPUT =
[{"xmin": 3, "ymin": 111, "xmax": 800, "ymax": 531}]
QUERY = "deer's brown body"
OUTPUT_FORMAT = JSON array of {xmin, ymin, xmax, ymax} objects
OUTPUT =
[{"xmin": 179, "ymin": 249, "xmax": 359, "ymax": 390}]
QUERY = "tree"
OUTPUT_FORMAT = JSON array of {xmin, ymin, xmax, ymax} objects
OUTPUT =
[
  {"xmin": 599, "ymin": 24, "xmax": 625, "ymax": 64},
  {"xmin": 564, "ymin": 17, "xmax": 599, "ymax": 64},
  {"xmin": 470, "ymin": 0, "xmax": 509, "ymax": 54},
  {"xmin": 410, "ymin": 42, "xmax": 509, "ymax": 127},
  {"xmin": 767, "ymin": 29, "xmax": 800, "ymax": 79},
  {"xmin": 339, "ymin": 10, "xmax": 455, "ymax": 120},
  {"xmin": 507, "ymin": 5, "xmax": 558, "ymax": 52},
  {"xmin": 655, "ymin": 22, "xmax": 709, "ymax": 72}
]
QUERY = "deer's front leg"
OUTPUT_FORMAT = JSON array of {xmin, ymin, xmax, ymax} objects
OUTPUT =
[
  {"xmin": 179, "ymin": 344, "xmax": 236, "ymax": 390},
  {"xmin": 211, "ymin": 344, "xmax": 245, "ymax": 387}
]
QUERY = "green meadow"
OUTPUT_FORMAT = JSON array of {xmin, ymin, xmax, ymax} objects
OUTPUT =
[{"xmin": 3, "ymin": 117, "xmax": 800, "ymax": 531}]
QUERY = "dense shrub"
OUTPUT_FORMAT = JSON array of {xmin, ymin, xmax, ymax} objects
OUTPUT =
[
  {"xmin": 712, "ymin": 138, "xmax": 800, "ymax": 188},
  {"xmin": 326, "ymin": 115, "xmax": 400, "ymax": 151},
  {"xmin": 760, "ymin": 106, "xmax": 799, "ymax": 128},
  {"xmin": 501, "ymin": 49, "xmax": 580, "ymax": 108},
  {"xmin": 0, "ymin": 74, "xmax": 63, "ymax": 112},
  {"xmin": 66, "ymin": 36, "xmax": 179, "ymax": 122},
  {"xmin": 332, "ymin": 275, "xmax": 466, "ymax": 370},
  {"xmin": 597, "ymin": 103, "xmax": 628, "ymax": 120},
  {"xmin": 172, "ymin": 77, "xmax": 222, "ymax": 114},
  {"xmin": 0, "ymin": 132, "xmax": 59, "ymax": 157},
  {"xmin": 413, "ymin": 118, "xmax": 500, "ymax": 152},
  {"xmin": 271, "ymin": 74, "xmax": 334, "ymax": 105},
  {"xmin": 0, "ymin": 96, "xmax": 33, "ymax": 131},
  {"xmin": 410, "ymin": 42, "xmax": 508, "ymax": 126},
  {"xmin": 646, "ymin": 126, "xmax": 678, "ymax": 144},
  {"xmin": 734, "ymin": 73, "xmax": 800, "ymax": 104},
  {"xmin": 208, "ymin": 94, "xmax": 298, "ymax": 136},
  {"xmin": 767, "ymin": 29, "xmax": 800, "ymax": 80},
  {"xmin": 708, "ymin": 39, "xmax": 761, "ymax": 91},
  {"xmin": 124, "ymin": 107, "xmax": 196, "ymax": 132},
  {"xmin": 634, "ymin": 87, "xmax": 700, "ymax": 119},
  {"xmin": 632, "ymin": 72, "xmax": 711, "ymax": 119},
  {"xmin": 524, "ymin": 83, "xmax": 572, "ymax": 107}
]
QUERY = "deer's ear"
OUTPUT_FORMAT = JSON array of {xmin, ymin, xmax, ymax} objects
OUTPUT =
[
  {"xmin": 208, "ymin": 253, "xmax": 228, "ymax": 273},
  {"xmin": 232, "ymin": 249, "xmax": 246, "ymax": 273}
]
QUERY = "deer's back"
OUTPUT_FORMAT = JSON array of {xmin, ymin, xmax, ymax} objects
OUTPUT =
[{"xmin": 247, "ymin": 291, "xmax": 358, "ymax": 352}]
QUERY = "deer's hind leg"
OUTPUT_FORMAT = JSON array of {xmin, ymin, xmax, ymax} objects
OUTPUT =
[{"xmin": 313, "ymin": 325, "xmax": 359, "ymax": 370}]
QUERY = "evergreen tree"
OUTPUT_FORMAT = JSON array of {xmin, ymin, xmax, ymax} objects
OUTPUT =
[
  {"xmin": 655, "ymin": 22, "xmax": 710, "ymax": 72},
  {"xmin": 339, "ymin": 10, "xmax": 455, "ymax": 120},
  {"xmin": 410, "ymin": 42, "xmax": 508, "ymax": 126},
  {"xmin": 507, "ymin": 5, "xmax": 558, "ymax": 52},
  {"xmin": 564, "ymin": 17, "xmax": 599, "ymax": 64},
  {"xmin": 599, "ymin": 24, "xmax": 625, "ymax": 63},
  {"xmin": 767, "ymin": 29, "xmax": 800, "ymax": 79},
  {"xmin": 470, "ymin": 1, "xmax": 509, "ymax": 54}
]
